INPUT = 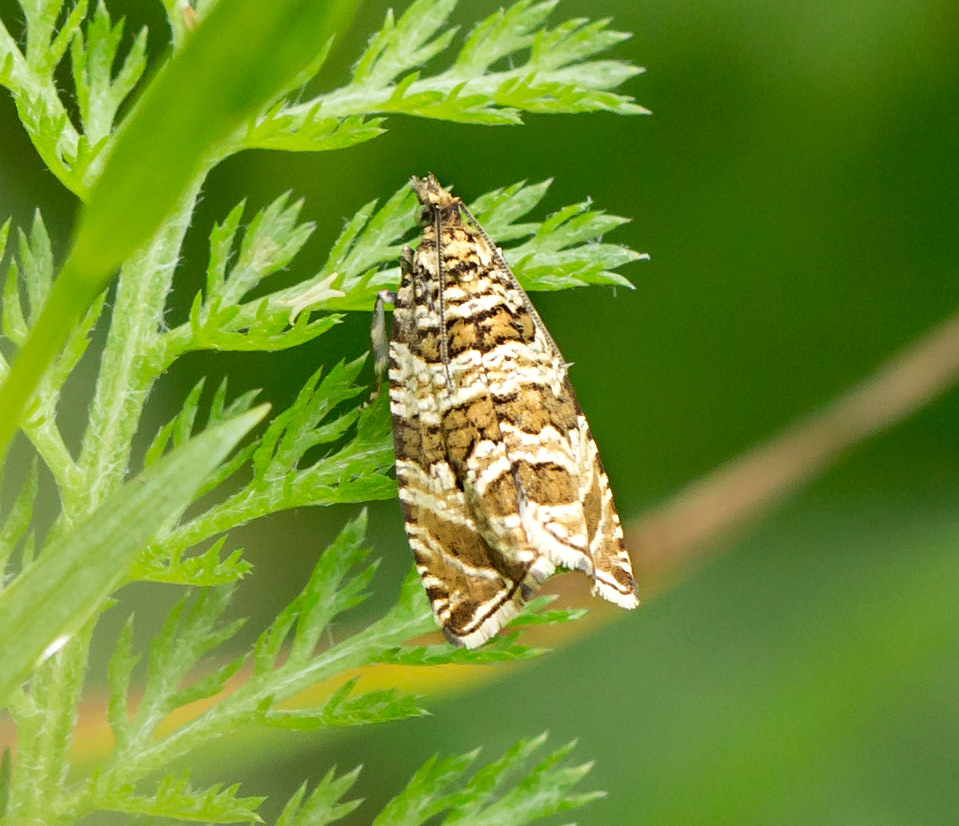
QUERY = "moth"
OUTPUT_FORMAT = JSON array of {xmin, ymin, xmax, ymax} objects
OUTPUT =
[{"xmin": 373, "ymin": 175, "xmax": 639, "ymax": 648}]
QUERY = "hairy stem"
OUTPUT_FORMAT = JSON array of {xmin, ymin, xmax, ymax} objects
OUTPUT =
[
  {"xmin": 5, "ymin": 626, "xmax": 93, "ymax": 826},
  {"xmin": 69, "ymin": 184, "xmax": 202, "ymax": 522}
]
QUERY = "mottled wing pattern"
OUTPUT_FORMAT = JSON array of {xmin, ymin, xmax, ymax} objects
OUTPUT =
[
  {"xmin": 384, "ymin": 175, "xmax": 638, "ymax": 647},
  {"xmin": 389, "ymin": 252, "xmax": 542, "ymax": 648}
]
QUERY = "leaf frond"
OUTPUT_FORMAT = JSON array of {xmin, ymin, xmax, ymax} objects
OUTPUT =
[
  {"xmin": 372, "ymin": 735, "xmax": 600, "ymax": 826},
  {"xmin": 243, "ymin": 0, "xmax": 645, "ymax": 153},
  {"xmin": 275, "ymin": 766, "xmax": 363, "ymax": 826},
  {"xmin": 93, "ymin": 769, "xmax": 266, "ymax": 823}
]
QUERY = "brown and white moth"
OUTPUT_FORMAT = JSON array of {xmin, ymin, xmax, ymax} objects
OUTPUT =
[{"xmin": 373, "ymin": 175, "xmax": 639, "ymax": 648}]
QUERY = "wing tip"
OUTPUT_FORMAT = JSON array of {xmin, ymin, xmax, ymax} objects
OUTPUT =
[
  {"xmin": 592, "ymin": 578, "xmax": 640, "ymax": 609},
  {"xmin": 444, "ymin": 599, "xmax": 523, "ymax": 649}
]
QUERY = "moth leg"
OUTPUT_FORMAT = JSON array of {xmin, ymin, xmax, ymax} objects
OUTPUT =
[{"xmin": 371, "ymin": 288, "xmax": 397, "ymax": 393}]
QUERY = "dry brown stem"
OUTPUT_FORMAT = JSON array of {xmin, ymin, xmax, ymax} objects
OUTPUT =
[{"xmin": 627, "ymin": 313, "xmax": 959, "ymax": 580}]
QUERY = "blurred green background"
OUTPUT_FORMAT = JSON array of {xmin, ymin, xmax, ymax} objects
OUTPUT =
[{"xmin": 2, "ymin": 0, "xmax": 959, "ymax": 823}]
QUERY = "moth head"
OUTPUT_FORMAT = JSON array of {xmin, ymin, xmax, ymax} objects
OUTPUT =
[{"xmin": 410, "ymin": 174, "xmax": 459, "ymax": 211}]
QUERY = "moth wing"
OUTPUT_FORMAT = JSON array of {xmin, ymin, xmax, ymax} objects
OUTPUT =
[
  {"xmin": 446, "ymin": 238, "xmax": 596, "ymax": 576},
  {"xmin": 398, "ymin": 471, "xmax": 541, "ymax": 647},
  {"xmin": 389, "ymin": 309, "xmax": 546, "ymax": 648},
  {"xmin": 483, "ymin": 344, "xmax": 596, "ymax": 576},
  {"xmin": 470, "ymin": 235, "xmax": 639, "ymax": 607},
  {"xmin": 568, "ymin": 392, "xmax": 639, "ymax": 607},
  {"xmin": 488, "ymin": 342, "xmax": 639, "ymax": 607}
]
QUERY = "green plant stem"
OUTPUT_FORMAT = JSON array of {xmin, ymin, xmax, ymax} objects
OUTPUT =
[
  {"xmin": 6, "ymin": 625, "xmax": 93, "ymax": 826},
  {"xmin": 297, "ymin": 61, "xmax": 644, "ymax": 122},
  {"xmin": 0, "ymin": 19, "xmax": 83, "ymax": 194},
  {"xmin": 0, "ymin": 0, "xmax": 366, "ymax": 459},
  {"xmin": 3, "ymin": 185, "xmax": 202, "ymax": 822},
  {"xmin": 21, "ymin": 416, "xmax": 76, "ymax": 494},
  {"xmin": 157, "ymin": 486, "xmax": 282, "ymax": 556},
  {"xmin": 156, "ymin": 481, "xmax": 336, "ymax": 558},
  {"xmin": 152, "ymin": 459, "xmax": 395, "ymax": 565},
  {"xmin": 62, "ymin": 599, "xmax": 435, "ymax": 820},
  {"xmin": 68, "ymin": 186, "xmax": 201, "ymax": 522},
  {"xmin": 0, "ymin": 259, "xmax": 99, "ymax": 461}
]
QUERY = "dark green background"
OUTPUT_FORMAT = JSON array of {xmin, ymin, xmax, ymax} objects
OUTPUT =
[{"xmin": 2, "ymin": 0, "xmax": 958, "ymax": 823}]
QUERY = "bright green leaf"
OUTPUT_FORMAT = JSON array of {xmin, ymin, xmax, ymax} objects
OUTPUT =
[
  {"xmin": 0, "ymin": 0, "xmax": 364, "ymax": 455},
  {"xmin": 0, "ymin": 405, "xmax": 267, "ymax": 709}
]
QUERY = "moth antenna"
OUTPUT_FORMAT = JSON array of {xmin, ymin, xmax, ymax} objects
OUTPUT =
[{"xmin": 435, "ymin": 206, "xmax": 454, "ymax": 389}]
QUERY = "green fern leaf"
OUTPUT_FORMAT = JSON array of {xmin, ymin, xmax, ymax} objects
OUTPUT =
[{"xmin": 275, "ymin": 766, "xmax": 363, "ymax": 826}]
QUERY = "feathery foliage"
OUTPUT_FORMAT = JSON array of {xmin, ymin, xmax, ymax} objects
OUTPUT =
[{"xmin": 0, "ymin": 0, "xmax": 644, "ymax": 822}]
